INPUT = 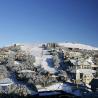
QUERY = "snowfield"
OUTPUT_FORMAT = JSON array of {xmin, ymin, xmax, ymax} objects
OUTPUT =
[{"xmin": 59, "ymin": 42, "xmax": 98, "ymax": 50}]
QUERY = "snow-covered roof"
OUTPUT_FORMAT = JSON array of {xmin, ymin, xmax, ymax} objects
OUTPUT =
[
  {"xmin": 85, "ymin": 57, "xmax": 94, "ymax": 65},
  {"xmin": 0, "ymin": 78, "xmax": 13, "ymax": 86},
  {"xmin": 70, "ymin": 59, "xmax": 77, "ymax": 65},
  {"xmin": 91, "ymin": 64, "xmax": 98, "ymax": 67},
  {"xmin": 83, "ymin": 61, "xmax": 91, "ymax": 66},
  {"xmin": 14, "ymin": 61, "xmax": 20, "ymax": 65},
  {"xmin": 77, "ymin": 69, "xmax": 96, "ymax": 74},
  {"xmin": 18, "ymin": 70, "xmax": 35, "ymax": 73}
]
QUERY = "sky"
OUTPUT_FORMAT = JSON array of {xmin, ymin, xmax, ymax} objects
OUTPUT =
[{"xmin": 0, "ymin": 0, "xmax": 98, "ymax": 47}]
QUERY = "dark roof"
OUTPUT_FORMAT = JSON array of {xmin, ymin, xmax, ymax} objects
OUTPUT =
[{"xmin": 89, "ymin": 78, "xmax": 98, "ymax": 87}]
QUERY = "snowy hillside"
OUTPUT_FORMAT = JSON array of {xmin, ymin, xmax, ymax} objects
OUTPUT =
[
  {"xmin": 59, "ymin": 42, "xmax": 98, "ymax": 50},
  {"xmin": 20, "ymin": 43, "xmax": 98, "ymax": 74},
  {"xmin": 0, "ymin": 43, "xmax": 98, "ymax": 97},
  {"xmin": 20, "ymin": 43, "xmax": 57, "ymax": 73}
]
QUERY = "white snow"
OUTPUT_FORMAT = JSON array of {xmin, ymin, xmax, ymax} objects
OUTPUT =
[
  {"xmin": 77, "ymin": 69, "xmax": 96, "ymax": 75},
  {"xmin": 59, "ymin": 42, "xmax": 98, "ymax": 50},
  {"xmin": 19, "ymin": 43, "xmax": 96, "ymax": 96},
  {"xmin": 41, "ymin": 54, "xmax": 57, "ymax": 74},
  {"xmin": 21, "ymin": 44, "xmax": 43, "ymax": 67},
  {"xmin": 20, "ymin": 43, "xmax": 98, "ymax": 74},
  {"xmin": 0, "ymin": 78, "xmax": 13, "ymax": 86},
  {"xmin": 38, "ymin": 83, "xmax": 72, "ymax": 93},
  {"xmin": 18, "ymin": 70, "xmax": 35, "ymax": 73},
  {"xmin": 33, "ymin": 56, "xmax": 43, "ymax": 67},
  {"xmin": 86, "ymin": 84, "xmax": 91, "ymax": 89},
  {"xmin": 86, "ymin": 57, "xmax": 94, "ymax": 65},
  {"xmin": 38, "ymin": 82, "xmax": 86, "ymax": 96},
  {"xmin": 20, "ymin": 44, "xmax": 57, "ymax": 73},
  {"xmin": 20, "ymin": 43, "xmax": 42, "ymax": 54},
  {"xmin": 7, "ymin": 43, "xmax": 95, "ymax": 96},
  {"xmin": 14, "ymin": 61, "xmax": 20, "ymax": 65}
]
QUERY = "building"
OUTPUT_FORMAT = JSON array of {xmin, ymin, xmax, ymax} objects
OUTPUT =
[
  {"xmin": 76, "ymin": 69, "xmax": 95, "ymax": 84},
  {"xmin": 70, "ymin": 57, "xmax": 96, "ymax": 84},
  {"xmin": 0, "ymin": 78, "xmax": 14, "ymax": 93}
]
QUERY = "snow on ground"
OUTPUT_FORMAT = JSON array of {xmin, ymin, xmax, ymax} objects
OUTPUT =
[
  {"xmin": 49, "ymin": 83, "xmax": 72, "ymax": 93},
  {"xmin": 33, "ymin": 57, "xmax": 42, "ymax": 67},
  {"xmin": 21, "ymin": 44, "xmax": 57, "ymax": 73},
  {"xmin": 14, "ymin": 61, "xmax": 20, "ymax": 65},
  {"xmin": 38, "ymin": 83, "xmax": 72, "ymax": 92},
  {"xmin": 37, "ymin": 83, "xmax": 83, "ymax": 96},
  {"xmin": 38, "ymin": 83, "xmax": 72, "ymax": 93},
  {"xmin": 20, "ymin": 43, "xmax": 42, "ymax": 54},
  {"xmin": 20, "ymin": 43, "xmax": 98, "ymax": 74},
  {"xmin": 16, "ymin": 43, "xmax": 92, "ymax": 96},
  {"xmin": 41, "ymin": 54, "xmax": 57, "ymax": 74},
  {"xmin": 9, "ymin": 72, "xmax": 38, "ymax": 95},
  {"xmin": 59, "ymin": 42, "xmax": 98, "ymax": 50},
  {"xmin": 21, "ymin": 44, "xmax": 43, "ymax": 67}
]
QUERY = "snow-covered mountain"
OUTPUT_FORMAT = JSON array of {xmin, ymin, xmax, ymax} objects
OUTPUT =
[{"xmin": 59, "ymin": 42, "xmax": 98, "ymax": 50}]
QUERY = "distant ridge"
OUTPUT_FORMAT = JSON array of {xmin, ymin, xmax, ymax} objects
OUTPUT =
[
  {"xmin": 58, "ymin": 42, "xmax": 98, "ymax": 50},
  {"xmin": 1, "ymin": 42, "xmax": 98, "ymax": 51}
]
